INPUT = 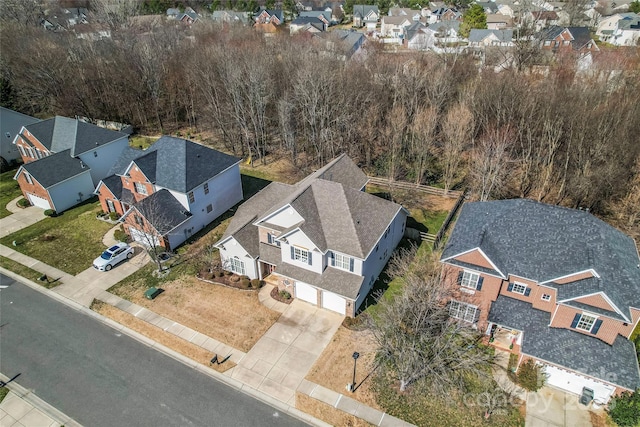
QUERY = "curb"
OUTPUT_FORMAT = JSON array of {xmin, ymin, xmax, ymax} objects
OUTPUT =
[
  {"xmin": 0, "ymin": 267, "xmax": 331, "ymax": 427},
  {"xmin": 0, "ymin": 373, "xmax": 82, "ymax": 427}
]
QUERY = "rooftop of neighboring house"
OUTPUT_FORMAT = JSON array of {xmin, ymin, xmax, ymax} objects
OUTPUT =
[
  {"xmin": 427, "ymin": 20, "xmax": 461, "ymax": 33},
  {"xmin": 442, "ymin": 199, "xmax": 640, "ymax": 321},
  {"xmin": 617, "ymin": 14, "xmax": 640, "ymax": 29},
  {"xmin": 477, "ymin": 1, "xmax": 500, "ymax": 14},
  {"xmin": 220, "ymin": 154, "xmax": 405, "ymax": 259},
  {"xmin": 405, "ymin": 21, "xmax": 428, "ymax": 40},
  {"xmin": 21, "ymin": 116, "xmax": 127, "ymax": 157},
  {"xmin": 117, "ymin": 136, "xmax": 241, "ymax": 194},
  {"xmin": 388, "ymin": 7, "xmax": 421, "ymax": 16},
  {"xmin": 531, "ymin": 10, "xmax": 559, "ymax": 20},
  {"xmin": 352, "ymin": 5, "xmax": 379, "ymax": 17},
  {"xmin": 540, "ymin": 26, "xmax": 595, "ymax": 49},
  {"xmin": 382, "ymin": 15, "xmax": 414, "ymax": 25},
  {"xmin": 468, "ymin": 28, "xmax": 513, "ymax": 42},
  {"xmin": 127, "ymin": 188, "xmax": 192, "ymax": 232},
  {"xmin": 486, "ymin": 14, "xmax": 514, "ymax": 25},
  {"xmin": 489, "ymin": 296, "xmax": 640, "ymax": 391},
  {"xmin": 0, "ymin": 107, "xmax": 39, "ymax": 145},
  {"xmin": 17, "ymin": 149, "xmax": 89, "ymax": 188}
]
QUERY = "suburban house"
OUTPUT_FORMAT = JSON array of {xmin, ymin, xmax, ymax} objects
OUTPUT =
[
  {"xmin": 255, "ymin": 9, "xmax": 284, "ymax": 25},
  {"xmin": 290, "ymin": 16, "xmax": 326, "ymax": 33},
  {"xmin": 597, "ymin": 13, "xmax": 640, "ymax": 46},
  {"xmin": 352, "ymin": 5, "xmax": 379, "ymax": 29},
  {"xmin": 526, "ymin": 10, "xmax": 560, "ymax": 31},
  {"xmin": 539, "ymin": 26, "xmax": 600, "ymax": 53},
  {"xmin": 215, "ymin": 154, "xmax": 408, "ymax": 317},
  {"xmin": 380, "ymin": 15, "xmax": 413, "ymax": 38},
  {"xmin": 468, "ymin": 29, "xmax": 514, "ymax": 47},
  {"xmin": 167, "ymin": 7, "xmax": 200, "ymax": 24},
  {"xmin": 299, "ymin": 10, "xmax": 332, "ymax": 27},
  {"xmin": 316, "ymin": 30, "xmax": 366, "ymax": 60},
  {"xmin": 404, "ymin": 22, "xmax": 433, "ymax": 49},
  {"xmin": 440, "ymin": 199, "xmax": 640, "ymax": 403},
  {"xmin": 13, "ymin": 116, "xmax": 129, "ymax": 212},
  {"xmin": 426, "ymin": 20, "xmax": 461, "ymax": 44},
  {"xmin": 486, "ymin": 14, "xmax": 514, "ymax": 30},
  {"xmin": 211, "ymin": 10, "xmax": 250, "ymax": 25},
  {"xmin": 95, "ymin": 136, "xmax": 242, "ymax": 251},
  {"xmin": 428, "ymin": 7, "xmax": 462, "ymax": 23},
  {"xmin": 0, "ymin": 107, "xmax": 39, "ymax": 170}
]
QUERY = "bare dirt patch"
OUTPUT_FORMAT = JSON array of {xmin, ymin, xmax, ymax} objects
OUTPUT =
[
  {"xmin": 111, "ymin": 276, "xmax": 281, "ymax": 352},
  {"xmin": 305, "ymin": 326, "xmax": 380, "ymax": 410},
  {"xmin": 92, "ymin": 301, "xmax": 234, "ymax": 373},
  {"xmin": 296, "ymin": 393, "xmax": 374, "ymax": 427}
]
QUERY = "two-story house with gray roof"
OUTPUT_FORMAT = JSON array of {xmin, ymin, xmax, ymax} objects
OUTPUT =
[
  {"xmin": 12, "ymin": 116, "xmax": 129, "ymax": 212},
  {"xmin": 215, "ymin": 154, "xmax": 408, "ymax": 316},
  {"xmin": 95, "ymin": 136, "xmax": 242, "ymax": 251},
  {"xmin": 352, "ymin": 5, "xmax": 379, "ymax": 29},
  {"xmin": 0, "ymin": 107, "xmax": 39, "ymax": 170},
  {"xmin": 441, "ymin": 199, "xmax": 640, "ymax": 403}
]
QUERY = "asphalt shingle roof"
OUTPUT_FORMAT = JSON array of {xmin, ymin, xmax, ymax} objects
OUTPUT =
[
  {"xmin": 131, "ymin": 189, "xmax": 191, "ymax": 233},
  {"xmin": 442, "ymin": 199, "xmax": 640, "ymax": 320},
  {"xmin": 99, "ymin": 174, "xmax": 124, "ymax": 199},
  {"xmin": 107, "ymin": 146, "xmax": 144, "ymax": 176},
  {"xmin": 489, "ymin": 296, "xmax": 640, "ymax": 391},
  {"xmin": 20, "ymin": 149, "xmax": 89, "ymax": 188},
  {"xmin": 24, "ymin": 116, "xmax": 126, "ymax": 157},
  {"xmin": 0, "ymin": 107, "xmax": 39, "ymax": 145},
  {"xmin": 128, "ymin": 136, "xmax": 241, "ymax": 193},
  {"xmin": 276, "ymin": 262, "xmax": 365, "ymax": 299},
  {"xmin": 468, "ymin": 29, "xmax": 513, "ymax": 43}
]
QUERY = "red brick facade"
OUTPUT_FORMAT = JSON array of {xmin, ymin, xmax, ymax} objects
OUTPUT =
[{"xmin": 15, "ymin": 170, "xmax": 52, "ymax": 207}]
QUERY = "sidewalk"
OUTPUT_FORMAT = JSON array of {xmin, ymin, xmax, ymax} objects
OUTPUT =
[
  {"xmin": 0, "ymin": 197, "xmax": 45, "ymax": 239},
  {"xmin": 0, "ymin": 374, "xmax": 80, "ymax": 427}
]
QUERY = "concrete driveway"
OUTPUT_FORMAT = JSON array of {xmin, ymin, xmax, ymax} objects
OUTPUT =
[
  {"xmin": 526, "ymin": 386, "xmax": 597, "ymax": 427},
  {"xmin": 0, "ymin": 201, "xmax": 45, "ymax": 238},
  {"xmin": 230, "ymin": 299, "xmax": 344, "ymax": 406},
  {"xmin": 53, "ymin": 245, "xmax": 151, "ymax": 306}
]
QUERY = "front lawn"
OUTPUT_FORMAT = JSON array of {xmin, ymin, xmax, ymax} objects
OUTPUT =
[
  {"xmin": 0, "ymin": 255, "xmax": 62, "ymax": 288},
  {"xmin": 0, "ymin": 169, "xmax": 23, "ymax": 219},
  {"xmin": 0, "ymin": 199, "xmax": 114, "ymax": 275}
]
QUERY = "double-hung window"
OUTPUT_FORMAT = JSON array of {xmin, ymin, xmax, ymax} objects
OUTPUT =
[
  {"xmin": 449, "ymin": 300, "xmax": 479, "ymax": 323},
  {"xmin": 293, "ymin": 247, "xmax": 309, "ymax": 263},
  {"xmin": 188, "ymin": 191, "xmax": 195, "ymax": 204},
  {"xmin": 204, "ymin": 182, "xmax": 209, "ymax": 195},
  {"xmin": 333, "ymin": 253, "xmax": 353, "ymax": 272},
  {"xmin": 461, "ymin": 271, "xmax": 479, "ymax": 289},
  {"xmin": 134, "ymin": 182, "xmax": 147, "ymax": 195},
  {"xmin": 576, "ymin": 314, "xmax": 596, "ymax": 332},
  {"xmin": 229, "ymin": 257, "xmax": 245, "ymax": 275}
]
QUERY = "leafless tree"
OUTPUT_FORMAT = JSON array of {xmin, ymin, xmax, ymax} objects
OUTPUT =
[
  {"xmin": 470, "ymin": 126, "xmax": 514, "ymax": 201},
  {"xmin": 90, "ymin": 0, "xmax": 140, "ymax": 30},
  {"xmin": 411, "ymin": 106, "xmax": 438, "ymax": 185},
  {"xmin": 369, "ymin": 265, "xmax": 495, "ymax": 393},
  {"xmin": 441, "ymin": 103, "xmax": 474, "ymax": 194}
]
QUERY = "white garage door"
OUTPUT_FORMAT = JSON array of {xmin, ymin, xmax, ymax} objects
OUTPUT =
[
  {"xmin": 129, "ymin": 228, "xmax": 159, "ymax": 247},
  {"xmin": 322, "ymin": 290, "xmax": 346, "ymax": 315},
  {"xmin": 544, "ymin": 364, "xmax": 616, "ymax": 403},
  {"xmin": 295, "ymin": 282, "xmax": 317, "ymax": 305},
  {"xmin": 27, "ymin": 193, "xmax": 51, "ymax": 210}
]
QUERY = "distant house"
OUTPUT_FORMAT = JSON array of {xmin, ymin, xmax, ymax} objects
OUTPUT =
[
  {"xmin": 429, "ymin": 7, "xmax": 462, "ymax": 23},
  {"xmin": 404, "ymin": 22, "xmax": 434, "ymax": 50},
  {"xmin": 352, "ymin": 5, "xmax": 379, "ymax": 29},
  {"xmin": 290, "ymin": 16, "xmax": 326, "ymax": 33},
  {"xmin": 316, "ymin": 29, "xmax": 366, "ymax": 59},
  {"xmin": 0, "ymin": 107, "xmax": 39, "ymax": 170},
  {"xmin": 167, "ymin": 7, "xmax": 199, "ymax": 24},
  {"xmin": 527, "ymin": 10, "xmax": 559, "ymax": 31},
  {"xmin": 441, "ymin": 199, "xmax": 640, "ymax": 403},
  {"xmin": 211, "ymin": 10, "xmax": 250, "ymax": 25},
  {"xmin": 539, "ymin": 26, "xmax": 599, "ymax": 53},
  {"xmin": 380, "ymin": 15, "xmax": 413, "ymax": 38},
  {"xmin": 13, "ymin": 117, "xmax": 129, "ymax": 212},
  {"xmin": 388, "ymin": 7, "xmax": 424, "ymax": 21},
  {"xmin": 477, "ymin": 1, "xmax": 499, "ymax": 14},
  {"xmin": 597, "ymin": 13, "xmax": 640, "ymax": 46},
  {"xmin": 96, "ymin": 137, "xmax": 242, "ymax": 251},
  {"xmin": 215, "ymin": 154, "xmax": 408, "ymax": 317},
  {"xmin": 468, "ymin": 29, "xmax": 514, "ymax": 46},
  {"xmin": 299, "ymin": 10, "xmax": 332, "ymax": 27},
  {"xmin": 426, "ymin": 20, "xmax": 461, "ymax": 44},
  {"xmin": 255, "ymin": 9, "xmax": 284, "ymax": 25},
  {"xmin": 486, "ymin": 13, "xmax": 514, "ymax": 30}
]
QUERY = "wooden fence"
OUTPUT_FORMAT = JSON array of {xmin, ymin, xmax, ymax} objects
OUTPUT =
[
  {"xmin": 431, "ymin": 190, "xmax": 467, "ymax": 250},
  {"xmin": 366, "ymin": 176, "xmax": 463, "ymax": 199}
]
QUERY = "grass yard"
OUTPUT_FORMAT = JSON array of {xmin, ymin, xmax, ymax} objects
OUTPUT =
[
  {"xmin": 0, "ymin": 199, "xmax": 113, "ymax": 275},
  {"xmin": 108, "ymin": 271, "xmax": 280, "ymax": 352},
  {"xmin": 0, "ymin": 386, "xmax": 8, "ymax": 403},
  {"xmin": 129, "ymin": 135, "xmax": 159, "ymax": 149},
  {"xmin": 0, "ymin": 255, "xmax": 62, "ymax": 288},
  {"xmin": 0, "ymin": 169, "xmax": 23, "ymax": 219}
]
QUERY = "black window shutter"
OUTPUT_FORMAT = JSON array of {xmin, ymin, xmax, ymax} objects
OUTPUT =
[
  {"xmin": 474, "ymin": 309, "xmax": 481, "ymax": 323},
  {"xmin": 507, "ymin": 282, "xmax": 514, "ymax": 292},
  {"xmin": 591, "ymin": 319, "xmax": 603, "ymax": 334},
  {"xmin": 349, "ymin": 258, "xmax": 354, "ymax": 272},
  {"xmin": 570, "ymin": 313, "xmax": 581, "ymax": 328},
  {"xmin": 524, "ymin": 287, "xmax": 531, "ymax": 297},
  {"xmin": 308, "ymin": 252, "xmax": 312, "ymax": 265},
  {"xmin": 330, "ymin": 252, "xmax": 335, "ymax": 267},
  {"xmin": 476, "ymin": 277, "xmax": 483, "ymax": 291},
  {"xmin": 457, "ymin": 271, "xmax": 463, "ymax": 284},
  {"xmin": 290, "ymin": 246, "xmax": 295, "ymax": 259}
]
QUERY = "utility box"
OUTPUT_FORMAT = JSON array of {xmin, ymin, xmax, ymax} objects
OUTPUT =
[{"xmin": 145, "ymin": 287, "xmax": 163, "ymax": 300}]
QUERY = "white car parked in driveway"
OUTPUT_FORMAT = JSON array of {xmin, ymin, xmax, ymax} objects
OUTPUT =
[{"xmin": 93, "ymin": 243, "xmax": 134, "ymax": 271}]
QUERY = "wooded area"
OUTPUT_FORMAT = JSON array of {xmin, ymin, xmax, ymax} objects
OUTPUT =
[{"xmin": 1, "ymin": 18, "xmax": 639, "ymax": 235}]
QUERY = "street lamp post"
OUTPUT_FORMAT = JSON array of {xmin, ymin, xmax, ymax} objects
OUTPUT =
[{"xmin": 350, "ymin": 351, "xmax": 360, "ymax": 392}]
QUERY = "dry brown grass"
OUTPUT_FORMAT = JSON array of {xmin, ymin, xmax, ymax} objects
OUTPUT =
[
  {"xmin": 589, "ymin": 410, "xmax": 616, "ymax": 427},
  {"xmin": 305, "ymin": 326, "xmax": 380, "ymax": 410},
  {"xmin": 110, "ymin": 277, "xmax": 281, "ymax": 352},
  {"xmin": 296, "ymin": 393, "xmax": 374, "ymax": 427},
  {"xmin": 92, "ymin": 301, "xmax": 234, "ymax": 373}
]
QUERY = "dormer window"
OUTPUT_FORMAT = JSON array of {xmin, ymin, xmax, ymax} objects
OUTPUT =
[
  {"xmin": 331, "ymin": 252, "xmax": 354, "ymax": 272},
  {"xmin": 575, "ymin": 313, "xmax": 596, "ymax": 332},
  {"xmin": 291, "ymin": 246, "xmax": 311, "ymax": 265}
]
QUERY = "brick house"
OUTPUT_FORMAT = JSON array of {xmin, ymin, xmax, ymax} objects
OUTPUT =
[
  {"xmin": 440, "ymin": 199, "xmax": 640, "ymax": 403},
  {"xmin": 539, "ymin": 26, "xmax": 599, "ymax": 53},
  {"xmin": 12, "ymin": 116, "xmax": 129, "ymax": 212},
  {"xmin": 95, "ymin": 136, "xmax": 242, "ymax": 251},
  {"xmin": 215, "ymin": 154, "xmax": 408, "ymax": 317}
]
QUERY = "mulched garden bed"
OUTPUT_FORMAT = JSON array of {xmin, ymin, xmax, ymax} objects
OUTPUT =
[
  {"xmin": 270, "ymin": 286, "xmax": 293, "ymax": 304},
  {"xmin": 196, "ymin": 269, "xmax": 263, "ymax": 291}
]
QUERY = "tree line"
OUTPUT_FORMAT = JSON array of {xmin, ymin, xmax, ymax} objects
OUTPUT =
[{"xmin": 1, "ymin": 20, "xmax": 639, "ymax": 226}]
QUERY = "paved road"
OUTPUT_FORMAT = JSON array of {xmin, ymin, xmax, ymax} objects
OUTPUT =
[{"xmin": 0, "ymin": 274, "xmax": 307, "ymax": 427}]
